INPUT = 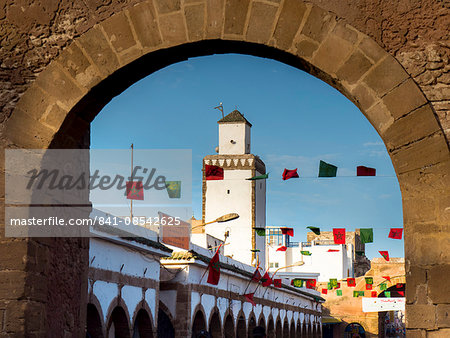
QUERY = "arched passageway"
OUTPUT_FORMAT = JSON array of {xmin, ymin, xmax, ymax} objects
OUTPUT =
[
  {"xmin": 283, "ymin": 320, "xmax": 289, "ymax": 338},
  {"xmin": 236, "ymin": 315, "xmax": 246, "ymax": 338},
  {"xmin": 296, "ymin": 321, "xmax": 301, "ymax": 338},
  {"xmin": 108, "ymin": 306, "xmax": 130, "ymax": 338},
  {"xmin": 302, "ymin": 323, "xmax": 307, "ymax": 338},
  {"xmin": 267, "ymin": 318, "xmax": 275, "ymax": 337},
  {"xmin": 258, "ymin": 317, "xmax": 265, "ymax": 331},
  {"xmin": 133, "ymin": 309, "xmax": 153, "ymax": 338},
  {"xmin": 157, "ymin": 309, "xmax": 174, "ymax": 338},
  {"xmin": 209, "ymin": 312, "xmax": 221, "ymax": 338},
  {"xmin": 192, "ymin": 311, "xmax": 207, "ymax": 337},
  {"xmin": 248, "ymin": 316, "xmax": 256, "ymax": 337},
  {"xmin": 87, "ymin": 303, "xmax": 104, "ymax": 338},
  {"xmin": 289, "ymin": 321, "xmax": 295, "ymax": 338},
  {"xmin": 224, "ymin": 315, "xmax": 235, "ymax": 338},
  {"xmin": 275, "ymin": 319, "xmax": 282, "ymax": 338}
]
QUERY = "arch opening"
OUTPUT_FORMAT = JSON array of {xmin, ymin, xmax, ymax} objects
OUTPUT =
[
  {"xmin": 108, "ymin": 306, "xmax": 130, "ymax": 338},
  {"xmin": 209, "ymin": 311, "xmax": 221, "ymax": 338},
  {"xmin": 87, "ymin": 303, "xmax": 104, "ymax": 338}
]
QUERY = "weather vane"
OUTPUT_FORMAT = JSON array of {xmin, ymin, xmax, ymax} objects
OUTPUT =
[{"xmin": 214, "ymin": 102, "xmax": 224, "ymax": 118}]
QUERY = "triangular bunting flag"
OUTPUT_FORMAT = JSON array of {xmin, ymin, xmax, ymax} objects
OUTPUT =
[
  {"xmin": 359, "ymin": 291, "xmax": 365, "ymax": 297},
  {"xmin": 379, "ymin": 251, "xmax": 390, "ymax": 261},
  {"xmin": 205, "ymin": 164, "xmax": 224, "ymax": 180},
  {"xmin": 301, "ymin": 250, "xmax": 312, "ymax": 256},
  {"xmin": 347, "ymin": 278, "xmax": 356, "ymax": 287},
  {"xmin": 319, "ymin": 160, "xmax": 337, "ymax": 177},
  {"xmin": 247, "ymin": 173, "xmax": 269, "ymax": 180},
  {"xmin": 353, "ymin": 291, "xmax": 359, "ymax": 298},
  {"xmin": 360, "ymin": 228, "xmax": 373, "ymax": 244},
  {"xmin": 281, "ymin": 227, "xmax": 294, "ymax": 237},
  {"xmin": 244, "ymin": 293, "xmax": 256, "ymax": 306},
  {"xmin": 251, "ymin": 267, "xmax": 261, "ymax": 282},
  {"xmin": 282, "ymin": 168, "xmax": 299, "ymax": 180},
  {"xmin": 273, "ymin": 279, "xmax": 282, "ymax": 288},
  {"xmin": 388, "ymin": 228, "xmax": 403, "ymax": 239},
  {"xmin": 126, "ymin": 181, "xmax": 144, "ymax": 200},
  {"xmin": 254, "ymin": 228, "xmax": 266, "ymax": 236},
  {"xmin": 398, "ymin": 291, "xmax": 404, "ymax": 296},
  {"xmin": 276, "ymin": 246, "xmax": 287, "ymax": 252},
  {"xmin": 261, "ymin": 272, "xmax": 272, "ymax": 287},
  {"xmin": 207, "ymin": 249, "xmax": 221, "ymax": 285},
  {"xmin": 336, "ymin": 289, "xmax": 342, "ymax": 296},
  {"xmin": 357, "ymin": 166, "xmax": 376, "ymax": 176},
  {"xmin": 333, "ymin": 228, "xmax": 346, "ymax": 244},
  {"xmin": 382, "ymin": 276, "xmax": 391, "ymax": 282},
  {"xmin": 328, "ymin": 249, "xmax": 339, "ymax": 252},
  {"xmin": 307, "ymin": 226, "xmax": 320, "ymax": 235},
  {"xmin": 336, "ymin": 283, "xmax": 341, "ymax": 289},
  {"xmin": 165, "ymin": 181, "xmax": 181, "ymax": 198}
]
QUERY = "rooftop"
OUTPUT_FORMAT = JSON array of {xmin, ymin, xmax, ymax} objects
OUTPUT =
[{"xmin": 218, "ymin": 109, "xmax": 252, "ymax": 126}]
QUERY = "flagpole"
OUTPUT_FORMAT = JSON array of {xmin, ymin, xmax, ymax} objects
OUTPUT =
[{"xmin": 130, "ymin": 143, "xmax": 134, "ymax": 220}]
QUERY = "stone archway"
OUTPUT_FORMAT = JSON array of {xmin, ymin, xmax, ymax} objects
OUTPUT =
[
  {"xmin": 224, "ymin": 314, "xmax": 235, "ymax": 338},
  {"xmin": 158, "ymin": 308, "xmax": 175, "ymax": 338},
  {"xmin": 289, "ymin": 320, "xmax": 295, "ymax": 338},
  {"xmin": 275, "ymin": 318, "xmax": 282, "ymax": 338},
  {"xmin": 1, "ymin": 0, "xmax": 449, "ymax": 336},
  {"xmin": 267, "ymin": 317, "xmax": 275, "ymax": 337},
  {"xmin": 236, "ymin": 314, "xmax": 246, "ymax": 338},
  {"xmin": 108, "ymin": 306, "xmax": 131, "ymax": 338},
  {"xmin": 192, "ymin": 309, "xmax": 207, "ymax": 336},
  {"xmin": 133, "ymin": 309, "xmax": 154, "ymax": 338},
  {"xmin": 209, "ymin": 310, "xmax": 222, "ymax": 338},
  {"xmin": 283, "ymin": 319, "xmax": 289, "ymax": 338},
  {"xmin": 87, "ymin": 303, "xmax": 104, "ymax": 338}
]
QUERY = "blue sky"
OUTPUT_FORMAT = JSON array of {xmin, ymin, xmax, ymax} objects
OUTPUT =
[{"xmin": 91, "ymin": 54, "xmax": 404, "ymax": 259}]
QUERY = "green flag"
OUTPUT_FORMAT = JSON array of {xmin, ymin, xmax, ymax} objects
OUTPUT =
[
  {"xmin": 359, "ymin": 291, "xmax": 365, "ymax": 297},
  {"xmin": 327, "ymin": 282, "xmax": 332, "ymax": 290},
  {"xmin": 355, "ymin": 250, "xmax": 365, "ymax": 256},
  {"xmin": 365, "ymin": 277, "xmax": 373, "ymax": 285},
  {"xmin": 318, "ymin": 160, "xmax": 337, "ymax": 177},
  {"xmin": 247, "ymin": 173, "xmax": 269, "ymax": 180},
  {"xmin": 301, "ymin": 251, "xmax": 312, "ymax": 256},
  {"xmin": 254, "ymin": 228, "xmax": 266, "ymax": 236},
  {"xmin": 250, "ymin": 249, "xmax": 260, "ymax": 252},
  {"xmin": 379, "ymin": 283, "xmax": 387, "ymax": 291},
  {"xmin": 330, "ymin": 278, "xmax": 338, "ymax": 288},
  {"xmin": 385, "ymin": 291, "xmax": 391, "ymax": 298},
  {"xmin": 360, "ymin": 228, "xmax": 373, "ymax": 244},
  {"xmin": 336, "ymin": 289, "xmax": 342, "ymax": 296},
  {"xmin": 292, "ymin": 279, "xmax": 304, "ymax": 288},
  {"xmin": 307, "ymin": 226, "xmax": 320, "ymax": 235},
  {"xmin": 353, "ymin": 291, "xmax": 359, "ymax": 298},
  {"xmin": 165, "ymin": 181, "xmax": 181, "ymax": 198}
]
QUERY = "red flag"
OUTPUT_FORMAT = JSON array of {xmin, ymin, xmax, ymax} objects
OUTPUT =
[
  {"xmin": 347, "ymin": 278, "xmax": 356, "ymax": 287},
  {"xmin": 276, "ymin": 246, "xmax": 287, "ymax": 252},
  {"xmin": 371, "ymin": 291, "xmax": 378, "ymax": 297},
  {"xmin": 333, "ymin": 228, "xmax": 346, "ymax": 244},
  {"xmin": 366, "ymin": 284, "xmax": 373, "ymax": 290},
  {"xmin": 398, "ymin": 291, "xmax": 404, "ymax": 296},
  {"xmin": 306, "ymin": 279, "xmax": 316, "ymax": 289},
  {"xmin": 382, "ymin": 276, "xmax": 391, "ymax": 282},
  {"xmin": 327, "ymin": 249, "xmax": 339, "ymax": 252},
  {"xmin": 261, "ymin": 271, "xmax": 272, "ymax": 287},
  {"xmin": 280, "ymin": 227, "xmax": 294, "ymax": 237},
  {"xmin": 396, "ymin": 283, "xmax": 404, "ymax": 288},
  {"xmin": 205, "ymin": 165, "xmax": 224, "ymax": 180},
  {"xmin": 282, "ymin": 168, "xmax": 299, "ymax": 180},
  {"xmin": 357, "ymin": 166, "xmax": 376, "ymax": 176},
  {"xmin": 126, "ymin": 181, "xmax": 144, "ymax": 200},
  {"xmin": 244, "ymin": 293, "xmax": 256, "ymax": 306},
  {"xmin": 336, "ymin": 283, "xmax": 341, "ymax": 289},
  {"xmin": 321, "ymin": 288, "xmax": 328, "ymax": 294},
  {"xmin": 207, "ymin": 249, "xmax": 221, "ymax": 285},
  {"xmin": 273, "ymin": 279, "xmax": 282, "ymax": 288},
  {"xmin": 388, "ymin": 228, "xmax": 403, "ymax": 239},
  {"xmin": 379, "ymin": 251, "xmax": 390, "ymax": 261},
  {"xmin": 251, "ymin": 267, "xmax": 261, "ymax": 282}
]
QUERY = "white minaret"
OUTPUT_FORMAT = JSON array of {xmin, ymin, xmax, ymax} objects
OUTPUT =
[{"xmin": 203, "ymin": 110, "xmax": 266, "ymax": 267}]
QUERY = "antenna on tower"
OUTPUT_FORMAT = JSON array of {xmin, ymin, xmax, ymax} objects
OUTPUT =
[{"xmin": 214, "ymin": 102, "xmax": 224, "ymax": 118}]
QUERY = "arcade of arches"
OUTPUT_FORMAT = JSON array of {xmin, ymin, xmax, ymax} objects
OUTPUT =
[{"xmin": 0, "ymin": 0, "xmax": 448, "ymax": 336}]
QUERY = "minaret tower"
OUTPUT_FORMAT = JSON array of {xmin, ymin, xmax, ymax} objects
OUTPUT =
[{"xmin": 203, "ymin": 110, "xmax": 266, "ymax": 267}]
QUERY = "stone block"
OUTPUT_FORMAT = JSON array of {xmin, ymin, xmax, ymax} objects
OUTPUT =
[
  {"xmin": 154, "ymin": 0, "xmax": 181, "ymax": 14},
  {"xmin": 6, "ymin": 109, "xmax": 55, "ymax": 148},
  {"xmin": 301, "ymin": 6, "xmax": 335, "ymax": 43},
  {"xmin": 41, "ymin": 103, "xmax": 68, "ymax": 131},
  {"xmin": 57, "ymin": 43, "xmax": 102, "ymax": 89},
  {"xmin": 272, "ymin": 0, "xmax": 307, "ymax": 50},
  {"xmin": 77, "ymin": 26, "xmax": 120, "ymax": 78},
  {"xmin": 359, "ymin": 36, "xmax": 386, "ymax": 63},
  {"xmin": 383, "ymin": 79, "xmax": 428, "ymax": 120},
  {"xmin": 332, "ymin": 22, "xmax": 359, "ymax": 44},
  {"xmin": 390, "ymin": 132, "xmax": 448, "ymax": 175},
  {"xmin": 159, "ymin": 12, "xmax": 187, "ymax": 45},
  {"xmin": 351, "ymin": 83, "xmax": 376, "ymax": 111},
  {"xmin": 337, "ymin": 50, "xmax": 373, "ymax": 84},
  {"xmin": 437, "ymin": 304, "xmax": 450, "ymax": 328},
  {"xmin": 4, "ymin": 301, "xmax": 26, "ymax": 333},
  {"xmin": 312, "ymin": 34, "xmax": 353, "ymax": 74},
  {"xmin": 224, "ymin": 0, "xmax": 250, "ymax": 35},
  {"xmin": 406, "ymin": 304, "xmax": 436, "ymax": 329},
  {"xmin": 0, "ymin": 240, "xmax": 27, "ymax": 271},
  {"xmin": 101, "ymin": 12, "xmax": 136, "ymax": 53},
  {"xmin": 405, "ymin": 329, "xmax": 426, "ymax": 337},
  {"xmin": 185, "ymin": 3, "xmax": 205, "ymax": 41},
  {"xmin": 246, "ymin": 2, "xmax": 278, "ymax": 44},
  {"xmin": 0, "ymin": 271, "xmax": 26, "ymax": 300},
  {"xmin": 365, "ymin": 101, "xmax": 394, "ymax": 135},
  {"xmin": 427, "ymin": 328, "xmax": 450, "ymax": 337},
  {"xmin": 429, "ymin": 265, "xmax": 450, "ymax": 304},
  {"xmin": 403, "ymin": 197, "xmax": 437, "ymax": 225},
  {"xmin": 363, "ymin": 55, "xmax": 409, "ymax": 96},
  {"xmin": 295, "ymin": 38, "xmax": 319, "ymax": 60},
  {"xmin": 206, "ymin": 0, "xmax": 224, "ymax": 39},
  {"xmin": 406, "ymin": 233, "xmax": 447, "ymax": 266},
  {"xmin": 127, "ymin": 2, "xmax": 162, "ymax": 48},
  {"xmin": 383, "ymin": 104, "xmax": 441, "ymax": 151},
  {"xmin": 14, "ymin": 85, "xmax": 52, "ymax": 121}
]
